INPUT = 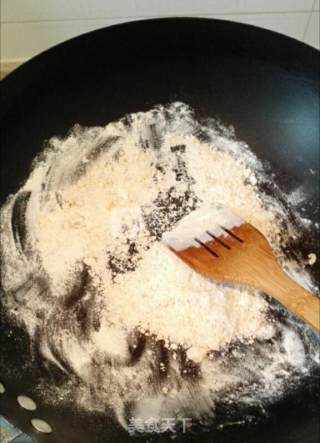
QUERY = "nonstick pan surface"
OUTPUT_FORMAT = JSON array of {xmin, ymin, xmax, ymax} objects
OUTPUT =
[{"xmin": 0, "ymin": 17, "xmax": 319, "ymax": 443}]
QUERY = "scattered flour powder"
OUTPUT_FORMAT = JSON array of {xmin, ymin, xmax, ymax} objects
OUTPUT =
[{"xmin": 1, "ymin": 103, "xmax": 319, "ymax": 435}]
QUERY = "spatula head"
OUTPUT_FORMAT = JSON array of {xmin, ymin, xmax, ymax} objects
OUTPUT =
[{"xmin": 162, "ymin": 206, "xmax": 273, "ymax": 287}]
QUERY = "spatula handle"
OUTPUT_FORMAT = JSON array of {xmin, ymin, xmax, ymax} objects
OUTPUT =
[{"xmin": 262, "ymin": 266, "xmax": 320, "ymax": 332}]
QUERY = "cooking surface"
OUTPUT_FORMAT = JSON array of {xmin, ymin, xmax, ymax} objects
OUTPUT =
[{"xmin": 0, "ymin": 18, "xmax": 319, "ymax": 443}]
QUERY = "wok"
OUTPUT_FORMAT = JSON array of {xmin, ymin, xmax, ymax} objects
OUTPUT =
[{"xmin": 0, "ymin": 17, "xmax": 319, "ymax": 443}]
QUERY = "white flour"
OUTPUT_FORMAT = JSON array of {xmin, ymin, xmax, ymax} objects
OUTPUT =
[{"xmin": 1, "ymin": 103, "xmax": 319, "ymax": 435}]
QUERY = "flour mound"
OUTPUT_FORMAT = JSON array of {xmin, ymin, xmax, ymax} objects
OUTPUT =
[{"xmin": 1, "ymin": 103, "xmax": 319, "ymax": 434}]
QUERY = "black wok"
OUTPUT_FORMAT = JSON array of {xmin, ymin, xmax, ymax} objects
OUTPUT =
[{"xmin": 0, "ymin": 17, "xmax": 319, "ymax": 443}]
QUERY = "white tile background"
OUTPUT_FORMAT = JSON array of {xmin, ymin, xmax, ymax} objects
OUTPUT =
[{"xmin": 0, "ymin": 0, "xmax": 319, "ymax": 63}]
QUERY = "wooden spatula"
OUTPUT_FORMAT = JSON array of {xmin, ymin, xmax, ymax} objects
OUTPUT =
[{"xmin": 162, "ymin": 207, "xmax": 320, "ymax": 332}]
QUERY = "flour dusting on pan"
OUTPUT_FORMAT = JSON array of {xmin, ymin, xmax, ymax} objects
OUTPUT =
[{"xmin": 1, "ymin": 103, "xmax": 319, "ymax": 436}]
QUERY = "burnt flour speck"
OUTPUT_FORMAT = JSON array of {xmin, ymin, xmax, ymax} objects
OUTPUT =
[{"xmin": 1, "ymin": 103, "xmax": 319, "ymax": 435}]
